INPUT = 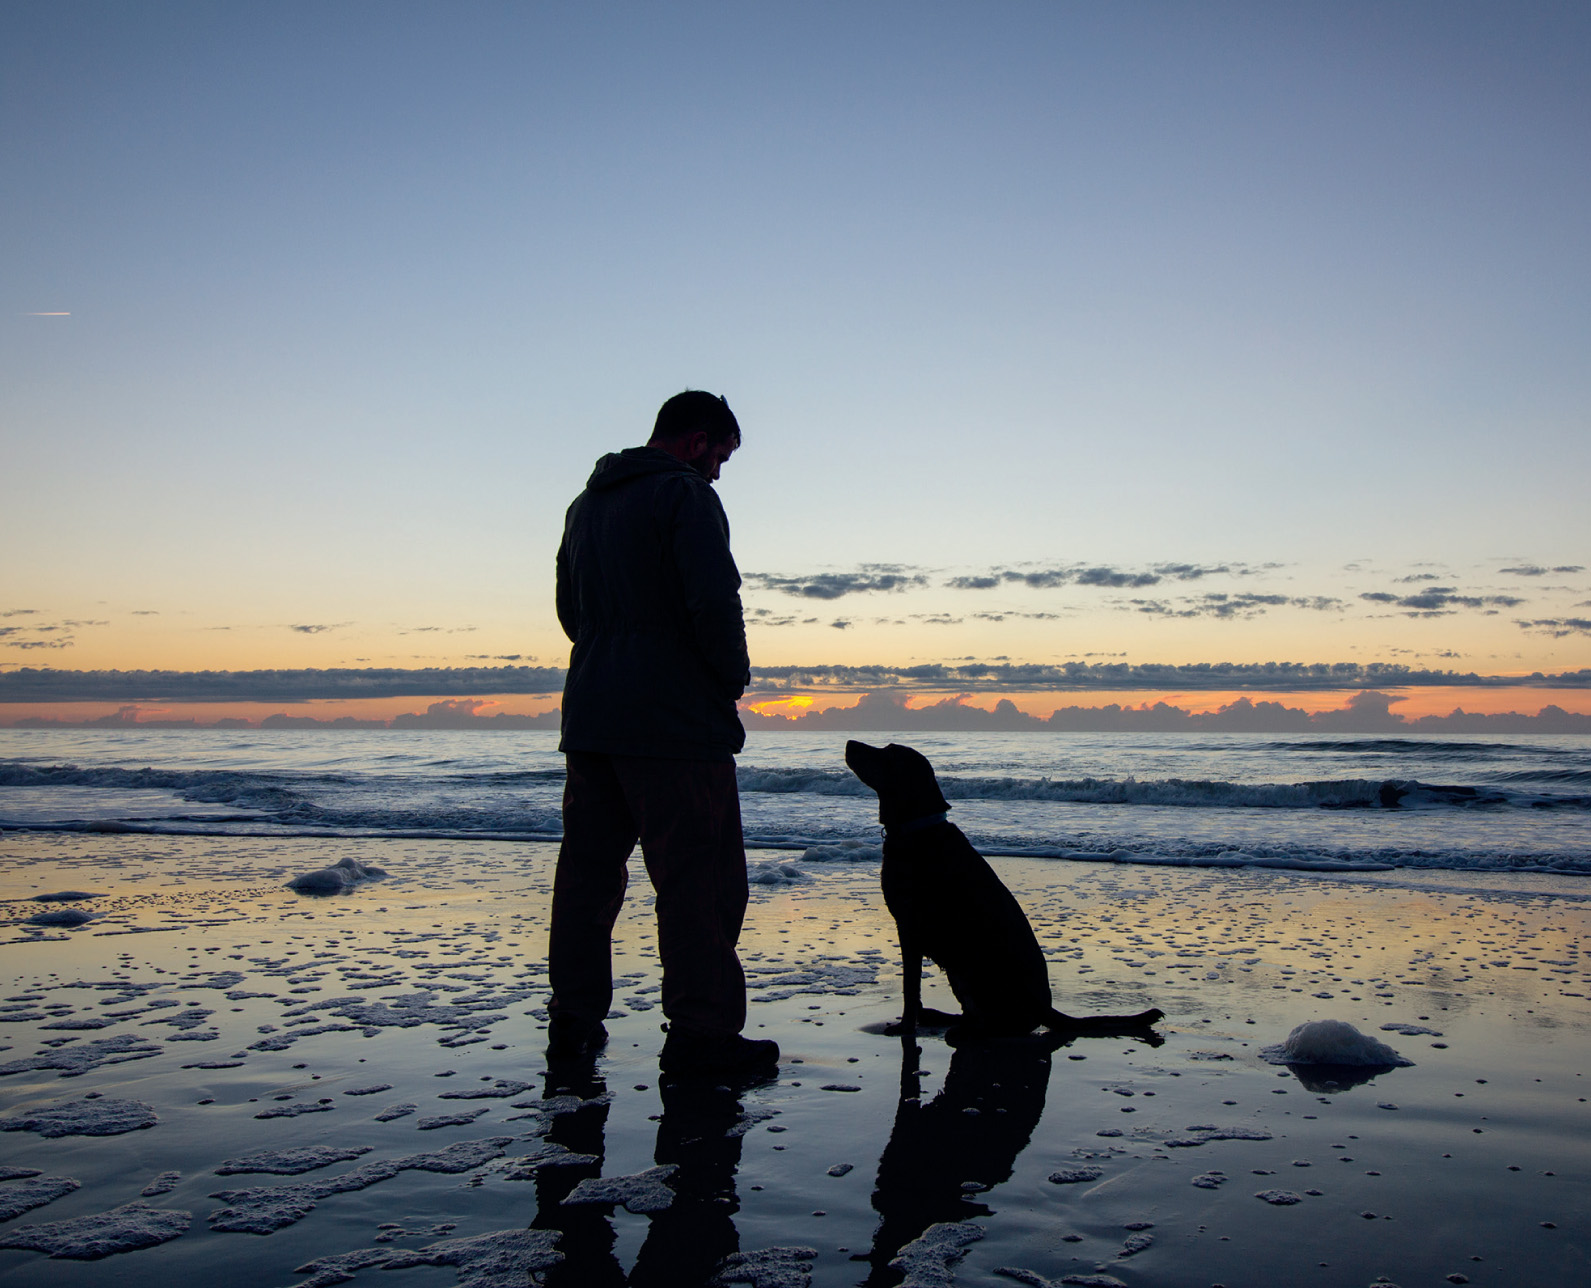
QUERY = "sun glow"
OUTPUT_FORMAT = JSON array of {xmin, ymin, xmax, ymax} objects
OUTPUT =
[{"xmin": 745, "ymin": 695, "xmax": 816, "ymax": 717}]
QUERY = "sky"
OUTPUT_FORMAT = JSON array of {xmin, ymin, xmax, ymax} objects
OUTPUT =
[{"xmin": 3, "ymin": 2, "xmax": 1588, "ymax": 718}]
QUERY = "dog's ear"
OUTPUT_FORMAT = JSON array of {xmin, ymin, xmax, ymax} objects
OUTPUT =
[{"xmin": 876, "ymin": 743, "xmax": 952, "ymax": 823}]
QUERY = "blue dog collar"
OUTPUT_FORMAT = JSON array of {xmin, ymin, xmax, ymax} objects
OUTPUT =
[{"xmin": 886, "ymin": 810, "xmax": 948, "ymax": 839}]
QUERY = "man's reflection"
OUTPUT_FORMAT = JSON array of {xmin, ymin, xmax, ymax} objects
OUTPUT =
[
  {"xmin": 529, "ymin": 1057, "xmax": 749, "ymax": 1287},
  {"xmin": 629, "ymin": 1076, "xmax": 746, "ymax": 1286},
  {"xmin": 532, "ymin": 1060, "xmax": 626, "ymax": 1288}
]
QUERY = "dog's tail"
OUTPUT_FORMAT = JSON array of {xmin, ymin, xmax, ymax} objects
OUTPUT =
[{"xmin": 1045, "ymin": 1006, "xmax": 1164, "ymax": 1033}]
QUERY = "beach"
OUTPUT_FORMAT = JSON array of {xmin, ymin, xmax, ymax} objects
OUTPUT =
[{"xmin": 1, "ymin": 830, "xmax": 1586, "ymax": 1286}]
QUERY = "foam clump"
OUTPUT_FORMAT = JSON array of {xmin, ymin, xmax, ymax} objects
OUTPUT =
[
  {"xmin": 748, "ymin": 861, "xmax": 811, "ymax": 886},
  {"xmin": 0, "ymin": 1201, "xmax": 191, "ymax": 1260},
  {"xmin": 208, "ymin": 1137, "xmax": 513, "ymax": 1233},
  {"xmin": 1047, "ymin": 1167, "xmax": 1103, "ymax": 1184},
  {"xmin": 711, "ymin": 1245, "xmax": 818, "ymax": 1287},
  {"xmin": 25, "ymin": 908, "xmax": 98, "ymax": 927},
  {"xmin": 0, "ymin": 1033, "xmax": 163, "ymax": 1078},
  {"xmin": 215, "ymin": 1145, "xmax": 372, "ymax": 1176},
  {"xmin": 286, "ymin": 856, "xmax": 387, "ymax": 894},
  {"xmin": 0, "ymin": 1174, "xmax": 81, "ymax": 1221},
  {"xmin": 800, "ymin": 840, "xmax": 883, "ymax": 863},
  {"xmin": 0, "ymin": 1097, "xmax": 158, "ymax": 1138},
  {"xmin": 890, "ymin": 1221, "xmax": 983, "ymax": 1288},
  {"xmin": 291, "ymin": 1227, "xmax": 561, "ymax": 1288},
  {"xmin": 561, "ymin": 1164, "xmax": 677, "ymax": 1214},
  {"xmin": 1260, "ymin": 1019, "xmax": 1413, "ymax": 1067}
]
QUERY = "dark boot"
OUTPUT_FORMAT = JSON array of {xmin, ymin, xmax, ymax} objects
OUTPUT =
[{"xmin": 659, "ymin": 1027, "xmax": 779, "ymax": 1077}]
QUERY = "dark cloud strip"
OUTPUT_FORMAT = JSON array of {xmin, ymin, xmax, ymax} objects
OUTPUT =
[
  {"xmin": 1360, "ymin": 588, "xmax": 1526, "ymax": 615},
  {"xmin": 1516, "ymin": 618, "xmax": 1591, "ymax": 638},
  {"xmin": 744, "ymin": 568, "xmax": 928, "ymax": 600},
  {"xmin": 747, "ymin": 661, "xmax": 1590, "ymax": 691},
  {"xmin": 0, "ymin": 666, "xmax": 568, "ymax": 703},
  {"xmin": 4, "ymin": 660, "xmax": 1589, "ymax": 705},
  {"xmin": 948, "ymin": 562, "xmax": 1248, "ymax": 591}
]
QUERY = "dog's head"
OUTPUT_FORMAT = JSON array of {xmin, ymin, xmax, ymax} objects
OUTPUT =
[{"xmin": 844, "ymin": 740, "xmax": 952, "ymax": 828}]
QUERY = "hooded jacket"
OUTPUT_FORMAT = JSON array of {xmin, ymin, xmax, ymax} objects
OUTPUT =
[{"xmin": 556, "ymin": 446, "xmax": 749, "ymax": 760}]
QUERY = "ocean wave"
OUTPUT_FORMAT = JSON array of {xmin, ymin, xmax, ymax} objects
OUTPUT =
[
  {"xmin": 1265, "ymin": 738, "xmax": 1545, "ymax": 758},
  {"xmin": 732, "ymin": 764, "xmax": 1586, "ymax": 811},
  {"xmin": 1492, "ymin": 768, "xmax": 1591, "ymax": 786},
  {"xmin": 3, "ymin": 814, "xmax": 1584, "ymax": 879}
]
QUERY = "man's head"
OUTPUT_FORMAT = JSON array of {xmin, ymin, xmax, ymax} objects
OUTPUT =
[{"xmin": 648, "ymin": 390, "xmax": 741, "ymax": 482}]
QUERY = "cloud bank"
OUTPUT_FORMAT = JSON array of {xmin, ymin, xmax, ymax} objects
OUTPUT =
[
  {"xmin": 14, "ymin": 689, "xmax": 1583, "ymax": 734},
  {"xmin": 0, "ymin": 666, "xmax": 566, "ymax": 703},
  {"xmin": 2, "ymin": 661, "xmax": 1588, "ymax": 707},
  {"xmin": 743, "ymin": 689, "xmax": 1591, "ymax": 734}
]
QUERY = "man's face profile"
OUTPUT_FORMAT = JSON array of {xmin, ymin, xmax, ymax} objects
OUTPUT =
[{"xmin": 683, "ymin": 430, "xmax": 736, "ymax": 482}]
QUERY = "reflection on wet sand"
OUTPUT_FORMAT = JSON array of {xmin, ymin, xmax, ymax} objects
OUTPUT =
[
  {"xmin": 532, "ymin": 1062, "xmax": 623, "ymax": 1288},
  {"xmin": 531, "ymin": 1059, "xmax": 748, "ymax": 1286},
  {"xmin": 858, "ymin": 1036, "xmax": 1054, "ymax": 1286}
]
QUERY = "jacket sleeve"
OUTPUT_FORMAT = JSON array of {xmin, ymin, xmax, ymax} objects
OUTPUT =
[
  {"xmin": 555, "ymin": 526, "xmax": 578, "ymax": 644},
  {"xmin": 667, "ymin": 478, "xmax": 751, "ymax": 699}
]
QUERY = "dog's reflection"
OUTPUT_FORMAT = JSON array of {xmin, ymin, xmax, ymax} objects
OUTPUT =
[
  {"xmin": 859, "ymin": 1035, "xmax": 1055, "ymax": 1287},
  {"xmin": 530, "ymin": 1059, "xmax": 746, "ymax": 1287}
]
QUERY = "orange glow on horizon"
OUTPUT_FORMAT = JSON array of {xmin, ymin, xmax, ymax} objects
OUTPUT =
[
  {"xmin": 2, "ymin": 687, "xmax": 1589, "ymax": 729},
  {"xmin": 745, "ymin": 695, "xmax": 816, "ymax": 717}
]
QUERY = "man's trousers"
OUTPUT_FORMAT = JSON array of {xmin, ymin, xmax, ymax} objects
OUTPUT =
[{"xmin": 549, "ymin": 751, "xmax": 749, "ymax": 1037}]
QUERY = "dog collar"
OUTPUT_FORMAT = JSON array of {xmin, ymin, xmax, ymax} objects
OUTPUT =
[{"xmin": 886, "ymin": 810, "xmax": 948, "ymax": 838}]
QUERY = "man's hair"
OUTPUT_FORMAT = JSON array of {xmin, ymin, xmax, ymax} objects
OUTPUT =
[{"xmin": 649, "ymin": 390, "xmax": 741, "ymax": 448}]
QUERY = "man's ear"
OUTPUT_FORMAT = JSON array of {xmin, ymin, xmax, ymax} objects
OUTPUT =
[{"xmin": 682, "ymin": 429, "xmax": 711, "ymax": 462}]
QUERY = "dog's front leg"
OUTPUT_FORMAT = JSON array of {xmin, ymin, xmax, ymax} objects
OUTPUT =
[{"xmin": 894, "ymin": 929, "xmax": 923, "ymax": 1036}]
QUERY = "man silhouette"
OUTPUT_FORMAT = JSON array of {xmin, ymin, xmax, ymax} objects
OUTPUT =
[{"xmin": 548, "ymin": 390, "xmax": 778, "ymax": 1077}]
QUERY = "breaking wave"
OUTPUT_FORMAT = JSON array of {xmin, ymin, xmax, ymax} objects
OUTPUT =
[{"xmin": 732, "ymin": 765, "xmax": 1587, "ymax": 812}]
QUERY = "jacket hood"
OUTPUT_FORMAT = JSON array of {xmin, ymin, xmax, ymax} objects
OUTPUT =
[{"xmin": 586, "ymin": 446, "xmax": 698, "ymax": 491}]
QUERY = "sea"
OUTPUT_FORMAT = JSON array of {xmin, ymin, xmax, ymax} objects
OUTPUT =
[{"xmin": 1, "ymin": 727, "xmax": 1588, "ymax": 879}]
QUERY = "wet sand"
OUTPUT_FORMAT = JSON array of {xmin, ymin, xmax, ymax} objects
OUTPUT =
[{"xmin": 0, "ymin": 831, "xmax": 1588, "ymax": 1286}]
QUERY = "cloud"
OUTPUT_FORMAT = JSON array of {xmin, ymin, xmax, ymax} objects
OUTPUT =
[
  {"xmin": 0, "ymin": 617, "xmax": 90, "ymax": 649},
  {"xmin": 401, "ymin": 625, "xmax": 478, "ymax": 635},
  {"xmin": 744, "ymin": 566, "xmax": 929, "ymax": 599},
  {"xmin": 390, "ymin": 699, "xmax": 559, "ymax": 730},
  {"xmin": 1130, "ymin": 593, "xmax": 1344, "ymax": 619},
  {"xmin": 742, "ymin": 689, "xmax": 1591, "ymax": 734},
  {"xmin": 1077, "ymin": 567, "xmax": 1162, "ymax": 588},
  {"xmin": 7, "ymin": 660, "xmax": 1588, "ymax": 707},
  {"xmin": 1359, "ymin": 588, "xmax": 1526, "ymax": 616},
  {"xmin": 947, "ymin": 562, "xmax": 1249, "ymax": 591},
  {"xmin": 131, "ymin": 610, "xmax": 160, "ymax": 616},
  {"xmin": 289, "ymin": 623, "xmax": 352, "ymax": 634},
  {"xmin": 747, "ymin": 609, "xmax": 821, "ymax": 627},
  {"xmin": 1499, "ymin": 565, "xmax": 1585, "ymax": 576},
  {"xmin": 746, "ymin": 660, "xmax": 1591, "ymax": 692},
  {"xmin": 1516, "ymin": 617, "xmax": 1591, "ymax": 638},
  {"xmin": 0, "ymin": 665, "xmax": 568, "ymax": 703}
]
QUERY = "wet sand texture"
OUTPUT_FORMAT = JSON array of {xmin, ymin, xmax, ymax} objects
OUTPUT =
[{"xmin": 0, "ymin": 832, "xmax": 1587, "ymax": 1285}]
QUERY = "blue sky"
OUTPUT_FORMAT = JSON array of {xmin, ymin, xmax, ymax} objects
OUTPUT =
[{"xmin": 4, "ymin": 2, "xmax": 1588, "ymax": 685}]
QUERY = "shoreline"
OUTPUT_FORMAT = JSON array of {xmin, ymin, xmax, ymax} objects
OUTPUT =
[{"xmin": 0, "ymin": 834, "xmax": 1587, "ymax": 1285}]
